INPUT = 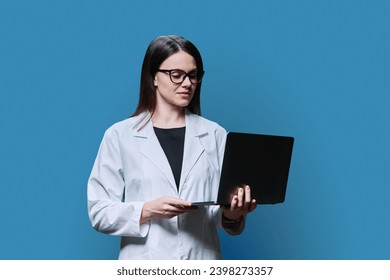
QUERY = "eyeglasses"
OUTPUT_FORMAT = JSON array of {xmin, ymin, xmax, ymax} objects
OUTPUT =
[{"xmin": 157, "ymin": 69, "xmax": 204, "ymax": 85}]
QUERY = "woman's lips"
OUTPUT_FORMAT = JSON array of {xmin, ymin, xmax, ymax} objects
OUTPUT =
[{"xmin": 177, "ymin": 91, "xmax": 191, "ymax": 98}]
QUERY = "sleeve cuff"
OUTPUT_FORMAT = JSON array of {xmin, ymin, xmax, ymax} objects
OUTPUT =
[{"xmin": 129, "ymin": 201, "xmax": 150, "ymax": 238}]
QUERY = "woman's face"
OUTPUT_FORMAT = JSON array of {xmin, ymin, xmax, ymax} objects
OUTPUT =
[{"xmin": 154, "ymin": 51, "xmax": 197, "ymax": 111}]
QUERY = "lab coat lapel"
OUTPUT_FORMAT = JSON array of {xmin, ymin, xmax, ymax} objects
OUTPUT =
[
  {"xmin": 133, "ymin": 114, "xmax": 177, "ymax": 192},
  {"xmin": 179, "ymin": 111, "xmax": 207, "ymax": 191}
]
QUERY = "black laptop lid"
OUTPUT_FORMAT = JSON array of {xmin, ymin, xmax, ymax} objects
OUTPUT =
[{"xmin": 217, "ymin": 132, "xmax": 294, "ymax": 205}]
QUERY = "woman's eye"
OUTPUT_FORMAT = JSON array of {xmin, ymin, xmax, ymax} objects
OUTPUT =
[
  {"xmin": 171, "ymin": 72, "xmax": 183, "ymax": 78},
  {"xmin": 189, "ymin": 73, "xmax": 197, "ymax": 79}
]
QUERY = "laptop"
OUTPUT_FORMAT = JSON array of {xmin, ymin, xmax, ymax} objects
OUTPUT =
[{"xmin": 192, "ymin": 132, "xmax": 294, "ymax": 206}]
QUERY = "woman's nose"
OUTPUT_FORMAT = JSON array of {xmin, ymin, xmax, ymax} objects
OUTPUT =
[{"xmin": 182, "ymin": 76, "xmax": 192, "ymax": 87}]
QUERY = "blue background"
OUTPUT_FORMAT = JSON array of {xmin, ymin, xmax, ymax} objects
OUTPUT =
[{"xmin": 1, "ymin": 0, "xmax": 389, "ymax": 259}]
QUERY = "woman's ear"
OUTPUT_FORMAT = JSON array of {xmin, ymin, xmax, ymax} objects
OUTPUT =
[{"xmin": 154, "ymin": 75, "xmax": 158, "ymax": 86}]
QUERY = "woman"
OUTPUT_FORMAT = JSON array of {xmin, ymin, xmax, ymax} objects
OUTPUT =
[{"xmin": 88, "ymin": 35, "xmax": 256, "ymax": 260}]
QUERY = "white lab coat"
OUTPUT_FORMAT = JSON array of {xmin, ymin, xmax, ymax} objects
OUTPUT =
[{"xmin": 88, "ymin": 110, "xmax": 227, "ymax": 259}]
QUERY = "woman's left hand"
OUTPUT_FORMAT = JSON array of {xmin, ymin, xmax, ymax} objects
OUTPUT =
[{"xmin": 222, "ymin": 185, "xmax": 257, "ymax": 221}]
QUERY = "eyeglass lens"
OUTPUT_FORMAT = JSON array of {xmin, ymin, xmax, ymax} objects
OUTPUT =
[{"xmin": 170, "ymin": 70, "xmax": 201, "ymax": 84}]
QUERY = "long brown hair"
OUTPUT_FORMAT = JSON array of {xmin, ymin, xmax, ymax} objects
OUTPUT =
[{"xmin": 131, "ymin": 35, "xmax": 204, "ymax": 122}]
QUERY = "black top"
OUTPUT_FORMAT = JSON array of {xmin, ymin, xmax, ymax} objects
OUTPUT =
[{"xmin": 154, "ymin": 126, "xmax": 186, "ymax": 190}]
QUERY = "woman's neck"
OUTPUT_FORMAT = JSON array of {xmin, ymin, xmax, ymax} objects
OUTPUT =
[{"xmin": 152, "ymin": 106, "xmax": 186, "ymax": 128}]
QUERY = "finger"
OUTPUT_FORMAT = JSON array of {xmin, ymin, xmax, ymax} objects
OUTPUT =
[
  {"xmin": 249, "ymin": 199, "xmax": 257, "ymax": 212},
  {"xmin": 181, "ymin": 201, "xmax": 193, "ymax": 207},
  {"xmin": 166, "ymin": 203, "xmax": 189, "ymax": 212},
  {"xmin": 167, "ymin": 198, "xmax": 192, "ymax": 208},
  {"xmin": 163, "ymin": 207, "xmax": 190, "ymax": 218},
  {"xmin": 230, "ymin": 195, "xmax": 238, "ymax": 210},
  {"xmin": 172, "ymin": 204, "xmax": 196, "ymax": 212},
  {"xmin": 244, "ymin": 185, "xmax": 251, "ymax": 210},
  {"xmin": 178, "ymin": 205, "xmax": 198, "ymax": 211},
  {"xmin": 173, "ymin": 208, "xmax": 190, "ymax": 215},
  {"xmin": 160, "ymin": 209, "xmax": 179, "ymax": 218},
  {"xmin": 237, "ymin": 188, "xmax": 244, "ymax": 208}
]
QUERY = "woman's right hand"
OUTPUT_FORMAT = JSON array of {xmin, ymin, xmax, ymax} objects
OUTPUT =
[{"xmin": 140, "ymin": 196, "xmax": 197, "ymax": 224}]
